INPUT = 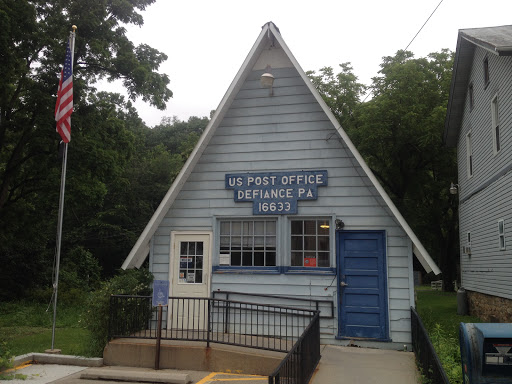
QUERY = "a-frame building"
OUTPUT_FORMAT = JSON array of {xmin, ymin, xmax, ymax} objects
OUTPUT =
[{"xmin": 122, "ymin": 22, "xmax": 440, "ymax": 349}]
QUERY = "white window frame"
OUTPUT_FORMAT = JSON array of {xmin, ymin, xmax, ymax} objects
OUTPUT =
[
  {"xmin": 218, "ymin": 218, "xmax": 277, "ymax": 267},
  {"xmin": 491, "ymin": 95, "xmax": 500, "ymax": 154},
  {"xmin": 498, "ymin": 219, "xmax": 506, "ymax": 250},
  {"xmin": 466, "ymin": 130, "xmax": 473, "ymax": 178},
  {"xmin": 289, "ymin": 217, "xmax": 332, "ymax": 268}
]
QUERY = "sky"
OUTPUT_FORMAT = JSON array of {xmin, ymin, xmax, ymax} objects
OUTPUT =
[{"xmin": 113, "ymin": 0, "xmax": 512, "ymax": 127}]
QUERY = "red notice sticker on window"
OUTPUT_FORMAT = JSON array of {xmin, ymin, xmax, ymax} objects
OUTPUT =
[{"xmin": 304, "ymin": 257, "xmax": 317, "ymax": 267}]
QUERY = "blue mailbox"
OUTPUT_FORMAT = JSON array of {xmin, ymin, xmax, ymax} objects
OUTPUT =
[{"xmin": 460, "ymin": 323, "xmax": 512, "ymax": 383}]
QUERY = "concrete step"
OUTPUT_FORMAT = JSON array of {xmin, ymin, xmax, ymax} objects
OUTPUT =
[{"xmin": 81, "ymin": 367, "xmax": 189, "ymax": 383}]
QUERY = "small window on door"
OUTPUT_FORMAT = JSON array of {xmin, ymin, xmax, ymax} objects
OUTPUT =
[
  {"xmin": 291, "ymin": 219, "xmax": 330, "ymax": 267},
  {"xmin": 219, "ymin": 219, "xmax": 277, "ymax": 266},
  {"xmin": 178, "ymin": 241, "xmax": 203, "ymax": 284}
]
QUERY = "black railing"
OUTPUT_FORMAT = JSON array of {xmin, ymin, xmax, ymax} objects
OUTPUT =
[
  {"xmin": 109, "ymin": 295, "xmax": 318, "ymax": 353},
  {"xmin": 268, "ymin": 312, "xmax": 321, "ymax": 384},
  {"xmin": 213, "ymin": 290, "xmax": 334, "ymax": 319},
  {"xmin": 411, "ymin": 307, "xmax": 450, "ymax": 384}
]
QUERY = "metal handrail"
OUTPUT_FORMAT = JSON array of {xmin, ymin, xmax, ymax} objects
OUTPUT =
[{"xmin": 213, "ymin": 290, "xmax": 334, "ymax": 319}]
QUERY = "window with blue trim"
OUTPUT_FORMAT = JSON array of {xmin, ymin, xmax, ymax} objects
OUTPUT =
[
  {"xmin": 291, "ymin": 219, "xmax": 330, "ymax": 267},
  {"xmin": 220, "ymin": 219, "xmax": 276, "ymax": 266}
]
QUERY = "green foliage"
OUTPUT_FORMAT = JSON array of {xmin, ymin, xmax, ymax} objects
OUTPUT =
[
  {"xmin": 416, "ymin": 289, "xmax": 482, "ymax": 384},
  {"xmin": 0, "ymin": 341, "xmax": 13, "ymax": 372},
  {"xmin": 82, "ymin": 268, "xmax": 153, "ymax": 356},
  {"xmin": 429, "ymin": 324, "xmax": 463, "ymax": 383},
  {"xmin": 309, "ymin": 51, "xmax": 458, "ymax": 284}
]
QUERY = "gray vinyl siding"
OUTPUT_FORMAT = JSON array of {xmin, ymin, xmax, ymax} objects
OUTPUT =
[
  {"xmin": 151, "ymin": 67, "xmax": 414, "ymax": 344},
  {"xmin": 458, "ymin": 46, "xmax": 512, "ymax": 300}
]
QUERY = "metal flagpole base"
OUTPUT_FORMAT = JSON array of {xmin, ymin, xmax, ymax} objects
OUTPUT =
[{"xmin": 44, "ymin": 349, "xmax": 62, "ymax": 354}]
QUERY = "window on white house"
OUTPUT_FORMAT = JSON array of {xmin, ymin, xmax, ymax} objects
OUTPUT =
[
  {"xmin": 220, "ymin": 219, "xmax": 276, "ymax": 266},
  {"xmin": 466, "ymin": 131, "xmax": 473, "ymax": 177},
  {"xmin": 491, "ymin": 95, "xmax": 500, "ymax": 154},
  {"xmin": 291, "ymin": 219, "xmax": 330, "ymax": 267},
  {"xmin": 484, "ymin": 57, "xmax": 490, "ymax": 86},
  {"xmin": 498, "ymin": 220, "xmax": 506, "ymax": 250},
  {"xmin": 469, "ymin": 83, "xmax": 474, "ymax": 111}
]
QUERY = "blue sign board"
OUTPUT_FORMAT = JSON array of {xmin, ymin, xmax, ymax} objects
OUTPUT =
[
  {"xmin": 225, "ymin": 170, "xmax": 328, "ymax": 215},
  {"xmin": 152, "ymin": 280, "xmax": 169, "ymax": 306}
]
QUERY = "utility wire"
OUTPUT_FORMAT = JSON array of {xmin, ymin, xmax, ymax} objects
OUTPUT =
[
  {"xmin": 404, "ymin": 0, "xmax": 445, "ymax": 51},
  {"xmin": 360, "ymin": 0, "xmax": 445, "ymax": 103}
]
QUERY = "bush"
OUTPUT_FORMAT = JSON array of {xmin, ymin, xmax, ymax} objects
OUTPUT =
[
  {"xmin": 82, "ymin": 268, "xmax": 153, "ymax": 356},
  {"xmin": 0, "ymin": 341, "xmax": 13, "ymax": 372},
  {"xmin": 429, "ymin": 323, "xmax": 463, "ymax": 384}
]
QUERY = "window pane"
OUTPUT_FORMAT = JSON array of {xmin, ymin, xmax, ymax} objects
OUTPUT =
[
  {"xmin": 318, "ymin": 236, "xmax": 329, "ymax": 251},
  {"xmin": 254, "ymin": 252, "xmax": 264, "ymax": 266},
  {"xmin": 220, "ymin": 236, "xmax": 230, "ymax": 247},
  {"xmin": 242, "ymin": 252, "xmax": 253, "ymax": 266},
  {"xmin": 304, "ymin": 236, "xmax": 317, "ymax": 250},
  {"xmin": 232, "ymin": 221, "xmax": 241, "ymax": 235},
  {"xmin": 318, "ymin": 252, "xmax": 329, "ymax": 267},
  {"xmin": 195, "ymin": 256, "xmax": 203, "ymax": 269},
  {"xmin": 318, "ymin": 221, "xmax": 330, "ymax": 235},
  {"xmin": 254, "ymin": 236, "xmax": 264, "ymax": 247},
  {"xmin": 220, "ymin": 222, "xmax": 230, "ymax": 235},
  {"xmin": 232, "ymin": 236, "xmax": 241, "ymax": 246},
  {"xmin": 499, "ymin": 221, "xmax": 504, "ymax": 234},
  {"xmin": 304, "ymin": 221, "xmax": 316, "ymax": 235},
  {"xmin": 180, "ymin": 242, "xmax": 188, "ymax": 255},
  {"xmin": 195, "ymin": 270, "xmax": 202, "ymax": 283},
  {"xmin": 291, "ymin": 221, "xmax": 303, "ymax": 235},
  {"xmin": 243, "ymin": 221, "xmax": 253, "ymax": 236},
  {"xmin": 254, "ymin": 221, "xmax": 264, "ymax": 235},
  {"xmin": 291, "ymin": 236, "xmax": 303, "ymax": 251},
  {"xmin": 267, "ymin": 236, "xmax": 276, "ymax": 248},
  {"xmin": 291, "ymin": 252, "xmax": 303, "ymax": 266},
  {"xmin": 243, "ymin": 235, "xmax": 253, "ymax": 248},
  {"xmin": 231, "ymin": 252, "xmax": 241, "ymax": 266},
  {"xmin": 188, "ymin": 242, "xmax": 196, "ymax": 255},
  {"xmin": 266, "ymin": 252, "xmax": 276, "ymax": 266},
  {"xmin": 266, "ymin": 221, "xmax": 276, "ymax": 235},
  {"xmin": 196, "ymin": 242, "xmax": 203, "ymax": 255}
]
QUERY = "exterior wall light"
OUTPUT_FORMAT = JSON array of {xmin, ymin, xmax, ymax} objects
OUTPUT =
[
  {"xmin": 450, "ymin": 182, "xmax": 459, "ymax": 195},
  {"xmin": 335, "ymin": 219, "xmax": 345, "ymax": 230},
  {"xmin": 261, "ymin": 65, "xmax": 274, "ymax": 96}
]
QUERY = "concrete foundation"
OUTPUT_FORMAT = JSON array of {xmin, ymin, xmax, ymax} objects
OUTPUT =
[
  {"xmin": 467, "ymin": 290, "xmax": 512, "ymax": 322},
  {"xmin": 103, "ymin": 338, "xmax": 284, "ymax": 376}
]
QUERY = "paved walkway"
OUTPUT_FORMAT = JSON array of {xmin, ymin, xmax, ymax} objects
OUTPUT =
[
  {"xmin": 3, "ymin": 346, "xmax": 419, "ymax": 384},
  {"xmin": 312, "ymin": 345, "xmax": 419, "ymax": 384}
]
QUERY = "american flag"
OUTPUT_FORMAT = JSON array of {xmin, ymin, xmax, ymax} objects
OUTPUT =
[{"xmin": 55, "ymin": 38, "xmax": 73, "ymax": 143}]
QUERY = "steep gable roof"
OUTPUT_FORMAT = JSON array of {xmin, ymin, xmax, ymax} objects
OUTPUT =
[
  {"xmin": 122, "ymin": 22, "xmax": 440, "ymax": 275},
  {"xmin": 444, "ymin": 25, "xmax": 512, "ymax": 147}
]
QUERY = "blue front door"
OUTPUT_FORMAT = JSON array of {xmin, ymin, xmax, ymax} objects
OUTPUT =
[{"xmin": 336, "ymin": 231, "xmax": 389, "ymax": 340}]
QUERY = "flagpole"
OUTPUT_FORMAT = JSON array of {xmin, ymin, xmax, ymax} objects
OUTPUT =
[{"xmin": 50, "ymin": 26, "xmax": 76, "ymax": 352}]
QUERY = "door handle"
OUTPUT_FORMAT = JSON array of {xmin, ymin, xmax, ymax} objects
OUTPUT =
[{"xmin": 340, "ymin": 281, "xmax": 349, "ymax": 287}]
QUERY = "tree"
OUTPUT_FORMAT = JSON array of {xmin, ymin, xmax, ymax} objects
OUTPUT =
[
  {"xmin": 310, "ymin": 51, "xmax": 458, "ymax": 288},
  {"xmin": 0, "ymin": 0, "xmax": 172, "ymax": 297},
  {"xmin": 307, "ymin": 64, "xmax": 367, "ymax": 132}
]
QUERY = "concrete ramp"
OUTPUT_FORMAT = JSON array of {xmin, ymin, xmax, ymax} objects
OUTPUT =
[{"xmin": 103, "ymin": 338, "xmax": 285, "ymax": 376}]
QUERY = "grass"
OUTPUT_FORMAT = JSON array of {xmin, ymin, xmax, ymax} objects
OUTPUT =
[
  {"xmin": 416, "ymin": 289, "xmax": 481, "ymax": 335},
  {"xmin": 0, "ymin": 300, "xmax": 94, "ymax": 360},
  {"xmin": 415, "ymin": 287, "xmax": 482, "ymax": 384}
]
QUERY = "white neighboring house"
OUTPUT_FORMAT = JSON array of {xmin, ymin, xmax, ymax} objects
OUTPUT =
[
  {"xmin": 444, "ymin": 25, "xmax": 512, "ymax": 322},
  {"xmin": 123, "ymin": 22, "xmax": 440, "ymax": 348}
]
